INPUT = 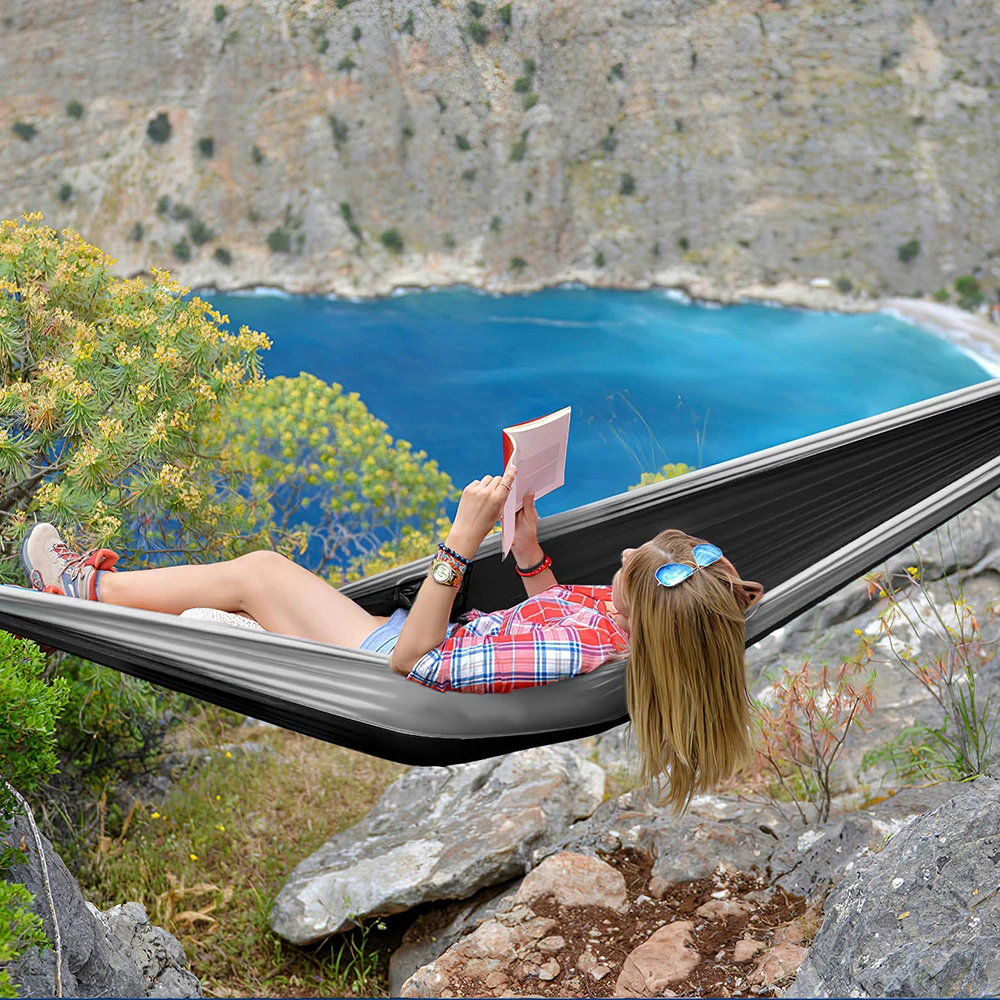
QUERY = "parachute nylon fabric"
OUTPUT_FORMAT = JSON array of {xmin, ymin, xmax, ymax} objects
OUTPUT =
[{"xmin": 0, "ymin": 378, "xmax": 999, "ymax": 765}]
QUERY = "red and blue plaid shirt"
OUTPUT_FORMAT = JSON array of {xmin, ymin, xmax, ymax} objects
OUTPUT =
[{"xmin": 407, "ymin": 585, "xmax": 629, "ymax": 693}]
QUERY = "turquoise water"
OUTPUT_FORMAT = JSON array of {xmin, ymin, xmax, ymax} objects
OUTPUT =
[{"xmin": 201, "ymin": 286, "xmax": 993, "ymax": 516}]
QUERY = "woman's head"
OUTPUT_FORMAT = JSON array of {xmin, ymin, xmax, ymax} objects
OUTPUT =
[{"xmin": 613, "ymin": 529, "xmax": 762, "ymax": 812}]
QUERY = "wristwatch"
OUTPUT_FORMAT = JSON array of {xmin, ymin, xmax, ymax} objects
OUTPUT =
[{"xmin": 430, "ymin": 556, "xmax": 463, "ymax": 588}]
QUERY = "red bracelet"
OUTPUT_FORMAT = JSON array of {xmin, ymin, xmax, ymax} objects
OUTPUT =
[{"xmin": 516, "ymin": 553, "xmax": 552, "ymax": 578}]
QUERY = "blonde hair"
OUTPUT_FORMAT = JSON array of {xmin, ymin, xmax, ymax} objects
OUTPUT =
[{"xmin": 622, "ymin": 529, "xmax": 755, "ymax": 812}]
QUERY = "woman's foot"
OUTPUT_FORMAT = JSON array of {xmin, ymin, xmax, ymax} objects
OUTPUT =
[{"xmin": 19, "ymin": 523, "xmax": 119, "ymax": 599}]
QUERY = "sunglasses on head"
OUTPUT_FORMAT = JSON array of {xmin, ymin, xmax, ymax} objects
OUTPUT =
[{"xmin": 655, "ymin": 543, "xmax": 763, "ymax": 618}]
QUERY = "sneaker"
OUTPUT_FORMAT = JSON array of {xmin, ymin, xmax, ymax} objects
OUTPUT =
[{"xmin": 20, "ymin": 522, "xmax": 119, "ymax": 600}]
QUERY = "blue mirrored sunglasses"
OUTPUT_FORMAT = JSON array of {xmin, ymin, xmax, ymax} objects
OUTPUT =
[{"xmin": 654, "ymin": 543, "xmax": 724, "ymax": 588}]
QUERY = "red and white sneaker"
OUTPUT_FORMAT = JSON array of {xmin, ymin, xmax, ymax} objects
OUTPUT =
[{"xmin": 19, "ymin": 522, "xmax": 119, "ymax": 600}]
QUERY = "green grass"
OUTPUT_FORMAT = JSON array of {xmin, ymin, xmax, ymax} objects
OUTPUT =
[{"xmin": 76, "ymin": 727, "xmax": 405, "ymax": 998}]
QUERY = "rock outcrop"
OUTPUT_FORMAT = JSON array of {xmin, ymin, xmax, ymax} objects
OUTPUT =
[
  {"xmin": 2, "ymin": 814, "xmax": 201, "ymax": 998},
  {"xmin": 3, "ymin": 1, "xmax": 999, "ymax": 301},
  {"xmin": 785, "ymin": 775, "xmax": 1000, "ymax": 998},
  {"xmin": 270, "ymin": 743, "xmax": 605, "ymax": 945}
]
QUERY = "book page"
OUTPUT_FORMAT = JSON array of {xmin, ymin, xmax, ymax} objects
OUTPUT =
[{"xmin": 501, "ymin": 406, "xmax": 571, "ymax": 557}]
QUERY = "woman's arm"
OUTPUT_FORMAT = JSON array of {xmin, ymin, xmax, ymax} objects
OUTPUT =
[
  {"xmin": 389, "ymin": 467, "xmax": 516, "ymax": 676},
  {"xmin": 511, "ymin": 493, "xmax": 557, "ymax": 598}
]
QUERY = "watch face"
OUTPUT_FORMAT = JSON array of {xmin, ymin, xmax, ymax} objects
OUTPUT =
[{"xmin": 432, "ymin": 561, "xmax": 454, "ymax": 584}]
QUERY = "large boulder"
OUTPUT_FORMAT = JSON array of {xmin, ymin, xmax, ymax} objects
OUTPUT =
[
  {"xmin": 270, "ymin": 744, "xmax": 605, "ymax": 945},
  {"xmin": 2, "ymin": 815, "xmax": 200, "ymax": 998},
  {"xmin": 784, "ymin": 775, "xmax": 1000, "ymax": 997}
]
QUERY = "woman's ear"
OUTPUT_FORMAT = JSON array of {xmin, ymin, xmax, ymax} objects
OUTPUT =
[{"xmin": 741, "ymin": 581, "xmax": 764, "ymax": 609}]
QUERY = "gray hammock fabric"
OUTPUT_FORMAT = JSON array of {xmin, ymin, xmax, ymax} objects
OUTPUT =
[{"xmin": 1, "ymin": 377, "xmax": 1000, "ymax": 765}]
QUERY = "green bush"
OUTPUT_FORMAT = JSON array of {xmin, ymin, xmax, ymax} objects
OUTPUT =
[
  {"xmin": 897, "ymin": 238, "xmax": 920, "ymax": 263},
  {"xmin": 513, "ymin": 75, "xmax": 531, "ymax": 93},
  {"xmin": 329, "ymin": 114, "xmax": 349, "ymax": 145},
  {"xmin": 146, "ymin": 113, "xmax": 171, "ymax": 144},
  {"xmin": 170, "ymin": 203, "xmax": 194, "ymax": 221},
  {"xmin": 933, "ymin": 287, "xmax": 950, "ymax": 302},
  {"xmin": 65, "ymin": 101, "xmax": 83, "ymax": 119},
  {"xmin": 188, "ymin": 219, "xmax": 213, "ymax": 245},
  {"xmin": 172, "ymin": 237, "xmax": 192, "ymax": 262},
  {"xmin": 619, "ymin": 172, "xmax": 636, "ymax": 195},
  {"xmin": 198, "ymin": 137, "xmax": 214, "ymax": 159},
  {"xmin": 836, "ymin": 277, "xmax": 853, "ymax": 294},
  {"xmin": 652, "ymin": 241, "xmax": 660, "ymax": 257},
  {"xmin": 608, "ymin": 61, "xmax": 624, "ymax": 81},
  {"xmin": 522, "ymin": 57, "xmax": 535, "ymax": 75},
  {"xmin": 443, "ymin": 232, "xmax": 456, "ymax": 249},
  {"xmin": 381, "ymin": 229, "xmax": 404, "ymax": 253},
  {"xmin": 156, "ymin": 195, "xmax": 171, "ymax": 215},
  {"xmin": 11, "ymin": 122, "xmax": 35, "ymax": 142},
  {"xmin": 509, "ymin": 256, "xmax": 527, "ymax": 272},
  {"xmin": 251, "ymin": 144, "xmax": 265, "ymax": 165},
  {"xmin": 601, "ymin": 125, "xmax": 617, "ymax": 153},
  {"xmin": 678, "ymin": 235, "xmax": 690, "ymax": 251},
  {"xmin": 499, "ymin": 3, "xmax": 512, "ymax": 26},
  {"xmin": 435, "ymin": 95, "xmax": 447, "ymax": 113},
  {"xmin": 337, "ymin": 55, "xmax": 356, "ymax": 72},
  {"xmin": 402, "ymin": 124, "xmax": 414, "ymax": 140},
  {"xmin": 510, "ymin": 130, "xmax": 527, "ymax": 161},
  {"xmin": 0, "ymin": 633, "xmax": 68, "ymax": 816},
  {"xmin": 214, "ymin": 247, "xmax": 232, "ymax": 265},
  {"xmin": 455, "ymin": 134, "xmax": 471, "ymax": 151},
  {"xmin": 461, "ymin": 168, "xmax": 476, "ymax": 182},
  {"xmin": 317, "ymin": 36, "xmax": 330, "ymax": 54},
  {"xmin": 468, "ymin": 20, "xmax": 488, "ymax": 44},
  {"xmin": 267, "ymin": 227, "xmax": 291, "ymax": 253},
  {"xmin": 58, "ymin": 183, "xmax": 73, "ymax": 203},
  {"xmin": 490, "ymin": 215, "xmax": 501, "ymax": 233},
  {"xmin": 630, "ymin": 462, "xmax": 696, "ymax": 490},
  {"xmin": 594, "ymin": 251, "xmax": 605, "ymax": 268},
  {"xmin": 955, "ymin": 275, "xmax": 984, "ymax": 309},
  {"xmin": 0, "ymin": 881, "xmax": 50, "ymax": 998},
  {"xmin": 467, "ymin": 0, "xmax": 485, "ymax": 16},
  {"xmin": 335, "ymin": 0, "xmax": 351, "ymax": 7},
  {"xmin": 352, "ymin": 25, "xmax": 362, "ymax": 41},
  {"xmin": 522, "ymin": 93, "xmax": 538, "ymax": 110},
  {"xmin": 340, "ymin": 202, "xmax": 362, "ymax": 241},
  {"xmin": 214, "ymin": 3, "xmax": 227, "ymax": 22},
  {"xmin": 129, "ymin": 222, "xmax": 144, "ymax": 242},
  {"xmin": 401, "ymin": 11, "xmax": 414, "ymax": 34},
  {"xmin": 216, "ymin": 373, "xmax": 458, "ymax": 583}
]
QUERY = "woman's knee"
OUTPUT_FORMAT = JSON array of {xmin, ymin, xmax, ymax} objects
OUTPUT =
[{"xmin": 235, "ymin": 549, "xmax": 292, "ymax": 576}]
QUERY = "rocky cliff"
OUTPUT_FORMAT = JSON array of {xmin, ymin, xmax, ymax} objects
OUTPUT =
[{"xmin": 2, "ymin": 0, "xmax": 998, "ymax": 299}]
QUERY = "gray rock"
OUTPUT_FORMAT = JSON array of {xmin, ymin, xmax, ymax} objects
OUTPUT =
[
  {"xmin": 270, "ymin": 744, "xmax": 605, "ymax": 945},
  {"xmin": 2, "ymin": 815, "xmax": 201, "ymax": 998},
  {"xmin": 783, "ymin": 775, "xmax": 1000, "ymax": 998}
]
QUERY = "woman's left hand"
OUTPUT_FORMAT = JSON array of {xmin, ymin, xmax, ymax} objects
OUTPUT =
[{"xmin": 449, "ymin": 465, "xmax": 517, "ymax": 551}]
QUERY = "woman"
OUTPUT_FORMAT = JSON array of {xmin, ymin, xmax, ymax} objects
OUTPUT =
[{"xmin": 20, "ymin": 463, "xmax": 763, "ymax": 809}]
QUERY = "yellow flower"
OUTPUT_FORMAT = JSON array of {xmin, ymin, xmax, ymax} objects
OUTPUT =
[
  {"xmin": 151, "ymin": 811, "xmax": 160, "ymax": 819},
  {"xmin": 225, "ymin": 751, "xmax": 232, "ymax": 758},
  {"xmin": 190, "ymin": 853, "xmax": 198, "ymax": 861},
  {"xmin": 215, "ymin": 823, "xmax": 225, "ymax": 832},
  {"xmin": 215, "ymin": 795, "xmax": 221, "ymax": 801}
]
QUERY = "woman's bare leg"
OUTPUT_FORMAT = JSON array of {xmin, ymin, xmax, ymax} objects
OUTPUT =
[{"xmin": 98, "ymin": 550, "xmax": 389, "ymax": 648}]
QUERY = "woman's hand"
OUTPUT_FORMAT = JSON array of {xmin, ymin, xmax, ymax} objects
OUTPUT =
[
  {"xmin": 511, "ymin": 491, "xmax": 542, "ymax": 566},
  {"xmin": 448, "ymin": 464, "xmax": 517, "ymax": 556}
]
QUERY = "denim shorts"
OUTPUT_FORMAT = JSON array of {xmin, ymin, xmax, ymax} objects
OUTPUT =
[{"xmin": 359, "ymin": 608, "xmax": 458, "ymax": 655}]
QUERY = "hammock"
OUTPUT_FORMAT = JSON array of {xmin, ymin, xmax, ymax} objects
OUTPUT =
[{"xmin": 1, "ymin": 378, "xmax": 999, "ymax": 766}]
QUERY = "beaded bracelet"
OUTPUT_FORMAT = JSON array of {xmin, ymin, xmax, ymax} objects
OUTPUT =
[
  {"xmin": 438, "ymin": 543, "xmax": 471, "ymax": 567},
  {"xmin": 515, "ymin": 553, "xmax": 552, "ymax": 578}
]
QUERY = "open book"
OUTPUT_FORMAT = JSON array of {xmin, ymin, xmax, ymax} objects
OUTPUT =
[{"xmin": 501, "ymin": 405, "xmax": 572, "ymax": 558}]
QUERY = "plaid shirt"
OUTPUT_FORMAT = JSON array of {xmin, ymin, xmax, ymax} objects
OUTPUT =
[{"xmin": 407, "ymin": 585, "xmax": 629, "ymax": 694}]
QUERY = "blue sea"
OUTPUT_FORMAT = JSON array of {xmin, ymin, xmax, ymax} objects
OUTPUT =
[{"xmin": 199, "ymin": 286, "xmax": 994, "ymax": 517}]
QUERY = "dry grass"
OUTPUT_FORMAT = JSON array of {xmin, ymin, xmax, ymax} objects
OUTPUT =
[{"xmin": 76, "ymin": 725, "xmax": 406, "ymax": 997}]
